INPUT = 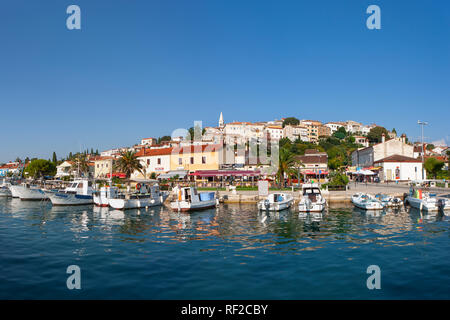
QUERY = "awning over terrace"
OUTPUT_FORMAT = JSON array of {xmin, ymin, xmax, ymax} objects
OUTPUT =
[{"xmin": 189, "ymin": 170, "xmax": 261, "ymax": 177}]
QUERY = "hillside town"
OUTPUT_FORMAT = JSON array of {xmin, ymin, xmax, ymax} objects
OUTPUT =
[{"xmin": 1, "ymin": 113, "xmax": 449, "ymax": 188}]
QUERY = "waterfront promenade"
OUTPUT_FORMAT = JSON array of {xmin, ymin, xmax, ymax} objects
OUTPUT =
[{"xmin": 216, "ymin": 182, "xmax": 450, "ymax": 204}]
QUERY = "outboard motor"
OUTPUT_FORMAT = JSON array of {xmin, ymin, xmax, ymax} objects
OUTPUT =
[{"xmin": 264, "ymin": 199, "xmax": 270, "ymax": 210}]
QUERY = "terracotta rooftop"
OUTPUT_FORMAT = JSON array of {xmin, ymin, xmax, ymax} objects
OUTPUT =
[
  {"xmin": 374, "ymin": 155, "xmax": 422, "ymax": 163},
  {"xmin": 135, "ymin": 147, "xmax": 173, "ymax": 157}
]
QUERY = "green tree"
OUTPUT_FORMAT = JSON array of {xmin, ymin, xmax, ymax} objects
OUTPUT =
[
  {"xmin": 52, "ymin": 152, "xmax": 57, "ymax": 164},
  {"xmin": 158, "ymin": 136, "xmax": 172, "ymax": 144},
  {"xmin": 424, "ymin": 158, "xmax": 445, "ymax": 179},
  {"xmin": 426, "ymin": 144, "xmax": 435, "ymax": 151},
  {"xmin": 114, "ymin": 151, "xmax": 144, "ymax": 187},
  {"xmin": 150, "ymin": 172, "xmax": 157, "ymax": 179},
  {"xmin": 367, "ymin": 126, "xmax": 389, "ymax": 143},
  {"xmin": 282, "ymin": 117, "xmax": 300, "ymax": 128},
  {"xmin": 24, "ymin": 159, "xmax": 56, "ymax": 179},
  {"xmin": 277, "ymin": 147, "xmax": 301, "ymax": 188}
]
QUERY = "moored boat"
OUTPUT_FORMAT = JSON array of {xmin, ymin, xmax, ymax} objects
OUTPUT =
[
  {"xmin": 170, "ymin": 186, "xmax": 217, "ymax": 212},
  {"xmin": 258, "ymin": 193, "xmax": 293, "ymax": 211},
  {"xmin": 46, "ymin": 179, "xmax": 94, "ymax": 206},
  {"xmin": 405, "ymin": 187, "xmax": 449, "ymax": 212},
  {"xmin": 298, "ymin": 183, "xmax": 326, "ymax": 213},
  {"xmin": 9, "ymin": 183, "xmax": 48, "ymax": 200},
  {"xmin": 108, "ymin": 183, "xmax": 168, "ymax": 210},
  {"xmin": 93, "ymin": 186, "xmax": 119, "ymax": 207},
  {"xmin": 351, "ymin": 193, "xmax": 383, "ymax": 210},
  {"xmin": 374, "ymin": 194, "xmax": 403, "ymax": 208}
]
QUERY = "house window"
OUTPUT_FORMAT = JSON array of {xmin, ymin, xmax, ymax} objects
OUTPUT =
[
  {"xmin": 202, "ymin": 156, "xmax": 206, "ymax": 164},
  {"xmin": 179, "ymin": 158, "xmax": 182, "ymax": 165},
  {"xmin": 190, "ymin": 157, "xmax": 194, "ymax": 164},
  {"xmin": 147, "ymin": 159, "xmax": 150, "ymax": 165},
  {"xmin": 157, "ymin": 158, "xmax": 161, "ymax": 165}
]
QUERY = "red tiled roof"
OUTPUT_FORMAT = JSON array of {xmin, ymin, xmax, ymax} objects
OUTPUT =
[
  {"xmin": 374, "ymin": 155, "xmax": 421, "ymax": 163},
  {"xmin": 135, "ymin": 147, "xmax": 173, "ymax": 157},
  {"xmin": 295, "ymin": 154, "xmax": 328, "ymax": 164}
]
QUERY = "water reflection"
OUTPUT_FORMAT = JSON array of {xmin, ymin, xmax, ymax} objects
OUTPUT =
[{"xmin": 1, "ymin": 198, "xmax": 449, "ymax": 253}]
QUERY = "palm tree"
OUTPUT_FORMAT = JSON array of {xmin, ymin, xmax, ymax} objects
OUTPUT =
[
  {"xmin": 114, "ymin": 151, "xmax": 144, "ymax": 186},
  {"xmin": 70, "ymin": 154, "xmax": 90, "ymax": 177},
  {"xmin": 277, "ymin": 147, "xmax": 301, "ymax": 188}
]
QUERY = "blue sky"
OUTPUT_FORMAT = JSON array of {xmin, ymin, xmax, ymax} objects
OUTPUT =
[{"xmin": 0, "ymin": 0, "xmax": 449, "ymax": 162}]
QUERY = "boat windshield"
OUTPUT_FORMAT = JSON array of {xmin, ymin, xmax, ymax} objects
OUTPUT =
[{"xmin": 303, "ymin": 188, "xmax": 320, "ymax": 195}]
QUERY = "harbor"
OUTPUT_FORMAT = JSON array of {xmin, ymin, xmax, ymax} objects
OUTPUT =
[{"xmin": 1, "ymin": 195, "xmax": 449, "ymax": 299}]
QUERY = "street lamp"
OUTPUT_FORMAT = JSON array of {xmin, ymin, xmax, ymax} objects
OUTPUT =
[{"xmin": 417, "ymin": 120, "xmax": 428, "ymax": 180}]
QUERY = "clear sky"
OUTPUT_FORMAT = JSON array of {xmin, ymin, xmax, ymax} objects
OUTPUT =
[{"xmin": 1, "ymin": 0, "xmax": 449, "ymax": 162}]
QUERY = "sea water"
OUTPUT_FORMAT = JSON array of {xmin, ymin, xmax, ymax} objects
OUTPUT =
[{"xmin": 0, "ymin": 197, "xmax": 448, "ymax": 299}]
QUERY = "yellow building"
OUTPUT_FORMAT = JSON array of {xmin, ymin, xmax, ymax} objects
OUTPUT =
[
  {"xmin": 93, "ymin": 156, "xmax": 116, "ymax": 178},
  {"xmin": 170, "ymin": 144, "xmax": 221, "ymax": 173}
]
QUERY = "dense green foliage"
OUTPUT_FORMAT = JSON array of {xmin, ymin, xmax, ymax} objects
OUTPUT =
[
  {"xmin": 424, "ymin": 158, "xmax": 445, "ymax": 179},
  {"xmin": 367, "ymin": 126, "xmax": 389, "ymax": 143},
  {"xmin": 24, "ymin": 159, "xmax": 56, "ymax": 178},
  {"xmin": 282, "ymin": 117, "xmax": 300, "ymax": 127}
]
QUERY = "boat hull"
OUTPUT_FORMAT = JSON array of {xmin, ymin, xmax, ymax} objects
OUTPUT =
[
  {"xmin": 170, "ymin": 199, "xmax": 217, "ymax": 212},
  {"xmin": 109, "ymin": 196, "xmax": 163, "ymax": 210},
  {"xmin": 93, "ymin": 194, "xmax": 110, "ymax": 207},
  {"xmin": 406, "ymin": 196, "xmax": 438, "ymax": 212},
  {"xmin": 49, "ymin": 192, "xmax": 93, "ymax": 206},
  {"xmin": 351, "ymin": 197, "xmax": 383, "ymax": 210},
  {"xmin": 298, "ymin": 202, "xmax": 325, "ymax": 213},
  {"xmin": 258, "ymin": 199, "xmax": 293, "ymax": 211},
  {"xmin": 9, "ymin": 185, "xmax": 48, "ymax": 200}
]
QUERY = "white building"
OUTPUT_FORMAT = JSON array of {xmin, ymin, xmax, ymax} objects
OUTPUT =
[
  {"xmin": 141, "ymin": 137, "xmax": 156, "ymax": 146},
  {"xmin": 352, "ymin": 135, "xmax": 414, "ymax": 168},
  {"xmin": 374, "ymin": 155, "xmax": 425, "ymax": 181},
  {"xmin": 354, "ymin": 136, "xmax": 369, "ymax": 147},
  {"xmin": 283, "ymin": 125, "xmax": 309, "ymax": 142},
  {"xmin": 264, "ymin": 125, "xmax": 284, "ymax": 141},
  {"xmin": 132, "ymin": 147, "xmax": 172, "ymax": 179},
  {"xmin": 324, "ymin": 122, "xmax": 344, "ymax": 134},
  {"xmin": 55, "ymin": 161, "xmax": 74, "ymax": 177}
]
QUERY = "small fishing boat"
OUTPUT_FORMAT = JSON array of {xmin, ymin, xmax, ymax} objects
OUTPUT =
[
  {"xmin": 46, "ymin": 179, "xmax": 94, "ymax": 206},
  {"xmin": 170, "ymin": 186, "xmax": 218, "ymax": 212},
  {"xmin": 298, "ymin": 183, "xmax": 326, "ymax": 213},
  {"xmin": 405, "ymin": 187, "xmax": 449, "ymax": 212},
  {"xmin": 258, "ymin": 193, "xmax": 293, "ymax": 211},
  {"xmin": 108, "ymin": 183, "xmax": 168, "ymax": 210},
  {"xmin": 351, "ymin": 193, "xmax": 383, "ymax": 210},
  {"xmin": 93, "ymin": 186, "xmax": 119, "ymax": 207},
  {"xmin": 9, "ymin": 182, "xmax": 48, "ymax": 200},
  {"xmin": 374, "ymin": 194, "xmax": 403, "ymax": 208}
]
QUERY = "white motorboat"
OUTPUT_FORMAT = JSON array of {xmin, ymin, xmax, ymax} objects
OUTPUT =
[
  {"xmin": 46, "ymin": 179, "xmax": 94, "ymax": 206},
  {"xmin": 93, "ymin": 186, "xmax": 119, "ymax": 207},
  {"xmin": 405, "ymin": 187, "xmax": 449, "ymax": 212},
  {"xmin": 9, "ymin": 182, "xmax": 48, "ymax": 200},
  {"xmin": 298, "ymin": 183, "xmax": 326, "ymax": 213},
  {"xmin": 258, "ymin": 193, "xmax": 293, "ymax": 211},
  {"xmin": 170, "ymin": 186, "xmax": 218, "ymax": 212},
  {"xmin": 351, "ymin": 193, "xmax": 383, "ymax": 210},
  {"xmin": 108, "ymin": 183, "xmax": 168, "ymax": 210},
  {"xmin": 0, "ymin": 179, "xmax": 11, "ymax": 197},
  {"xmin": 374, "ymin": 194, "xmax": 403, "ymax": 208}
]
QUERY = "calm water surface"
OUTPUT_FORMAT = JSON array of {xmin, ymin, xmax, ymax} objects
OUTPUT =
[{"xmin": 0, "ymin": 197, "xmax": 449, "ymax": 299}]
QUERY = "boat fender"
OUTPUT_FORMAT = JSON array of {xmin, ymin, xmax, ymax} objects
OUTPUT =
[{"xmin": 136, "ymin": 183, "xmax": 141, "ymax": 191}]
